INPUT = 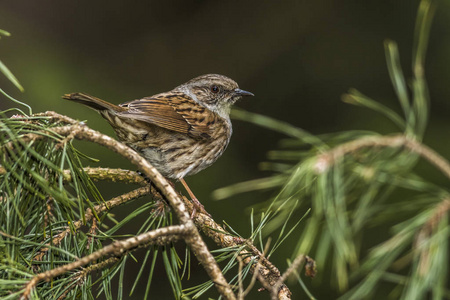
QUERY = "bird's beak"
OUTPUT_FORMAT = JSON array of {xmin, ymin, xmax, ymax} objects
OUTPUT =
[{"xmin": 234, "ymin": 89, "xmax": 254, "ymax": 97}]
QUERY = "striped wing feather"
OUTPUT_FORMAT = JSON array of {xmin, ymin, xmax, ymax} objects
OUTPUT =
[{"xmin": 118, "ymin": 92, "xmax": 216, "ymax": 138}]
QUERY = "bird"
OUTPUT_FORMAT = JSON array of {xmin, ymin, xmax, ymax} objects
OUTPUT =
[{"xmin": 63, "ymin": 74, "xmax": 254, "ymax": 213}]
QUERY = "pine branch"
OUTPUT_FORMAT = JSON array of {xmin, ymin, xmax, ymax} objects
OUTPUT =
[
  {"xmin": 3, "ymin": 111, "xmax": 302, "ymax": 300},
  {"xmin": 314, "ymin": 134, "xmax": 450, "ymax": 181}
]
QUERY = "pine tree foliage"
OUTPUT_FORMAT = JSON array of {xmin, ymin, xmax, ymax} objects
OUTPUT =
[{"xmin": 1, "ymin": 0, "xmax": 449, "ymax": 299}]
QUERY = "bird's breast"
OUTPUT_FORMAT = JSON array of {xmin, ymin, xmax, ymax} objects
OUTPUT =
[{"xmin": 103, "ymin": 111, "xmax": 232, "ymax": 179}]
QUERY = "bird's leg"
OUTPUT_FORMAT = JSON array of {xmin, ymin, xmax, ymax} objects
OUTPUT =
[{"xmin": 179, "ymin": 178, "xmax": 210, "ymax": 218}]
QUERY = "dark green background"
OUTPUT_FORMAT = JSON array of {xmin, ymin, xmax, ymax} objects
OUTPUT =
[{"xmin": 1, "ymin": 1, "xmax": 449, "ymax": 299}]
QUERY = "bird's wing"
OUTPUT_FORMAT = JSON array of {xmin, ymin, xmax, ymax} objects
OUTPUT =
[{"xmin": 118, "ymin": 92, "xmax": 216, "ymax": 139}]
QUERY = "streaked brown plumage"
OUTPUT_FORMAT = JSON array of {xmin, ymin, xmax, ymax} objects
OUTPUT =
[{"xmin": 62, "ymin": 74, "xmax": 253, "ymax": 181}]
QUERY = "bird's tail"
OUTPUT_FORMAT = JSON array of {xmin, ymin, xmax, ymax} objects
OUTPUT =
[{"xmin": 62, "ymin": 93, "xmax": 126, "ymax": 112}]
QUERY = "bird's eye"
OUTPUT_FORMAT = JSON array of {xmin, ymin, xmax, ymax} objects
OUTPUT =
[{"xmin": 210, "ymin": 85, "xmax": 220, "ymax": 93}]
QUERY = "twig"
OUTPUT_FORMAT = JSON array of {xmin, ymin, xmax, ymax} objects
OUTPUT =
[
  {"xmin": 33, "ymin": 186, "xmax": 151, "ymax": 262},
  {"xmin": 86, "ymin": 217, "xmax": 98, "ymax": 250},
  {"xmin": 415, "ymin": 198, "xmax": 450, "ymax": 276},
  {"xmin": 63, "ymin": 167, "xmax": 147, "ymax": 185},
  {"xmin": 33, "ymin": 111, "xmax": 79, "ymax": 125},
  {"xmin": 0, "ymin": 165, "xmax": 147, "ymax": 186},
  {"xmin": 271, "ymin": 254, "xmax": 306, "ymax": 300},
  {"xmin": 237, "ymin": 256, "xmax": 244, "ymax": 300},
  {"xmin": 241, "ymin": 239, "xmax": 272, "ymax": 299},
  {"xmin": 314, "ymin": 135, "xmax": 450, "ymax": 182},
  {"xmin": 56, "ymin": 257, "xmax": 120, "ymax": 300}
]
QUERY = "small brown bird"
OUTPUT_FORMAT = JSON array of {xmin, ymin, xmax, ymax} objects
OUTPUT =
[{"xmin": 63, "ymin": 74, "xmax": 253, "ymax": 209}]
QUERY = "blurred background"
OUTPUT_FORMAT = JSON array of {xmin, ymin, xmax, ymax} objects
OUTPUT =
[{"xmin": 1, "ymin": 0, "xmax": 449, "ymax": 299}]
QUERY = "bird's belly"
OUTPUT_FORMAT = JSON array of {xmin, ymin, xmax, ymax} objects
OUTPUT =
[{"xmin": 138, "ymin": 134, "xmax": 229, "ymax": 179}]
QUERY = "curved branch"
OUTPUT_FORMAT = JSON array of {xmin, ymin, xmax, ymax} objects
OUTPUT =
[{"xmin": 315, "ymin": 134, "xmax": 450, "ymax": 181}]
